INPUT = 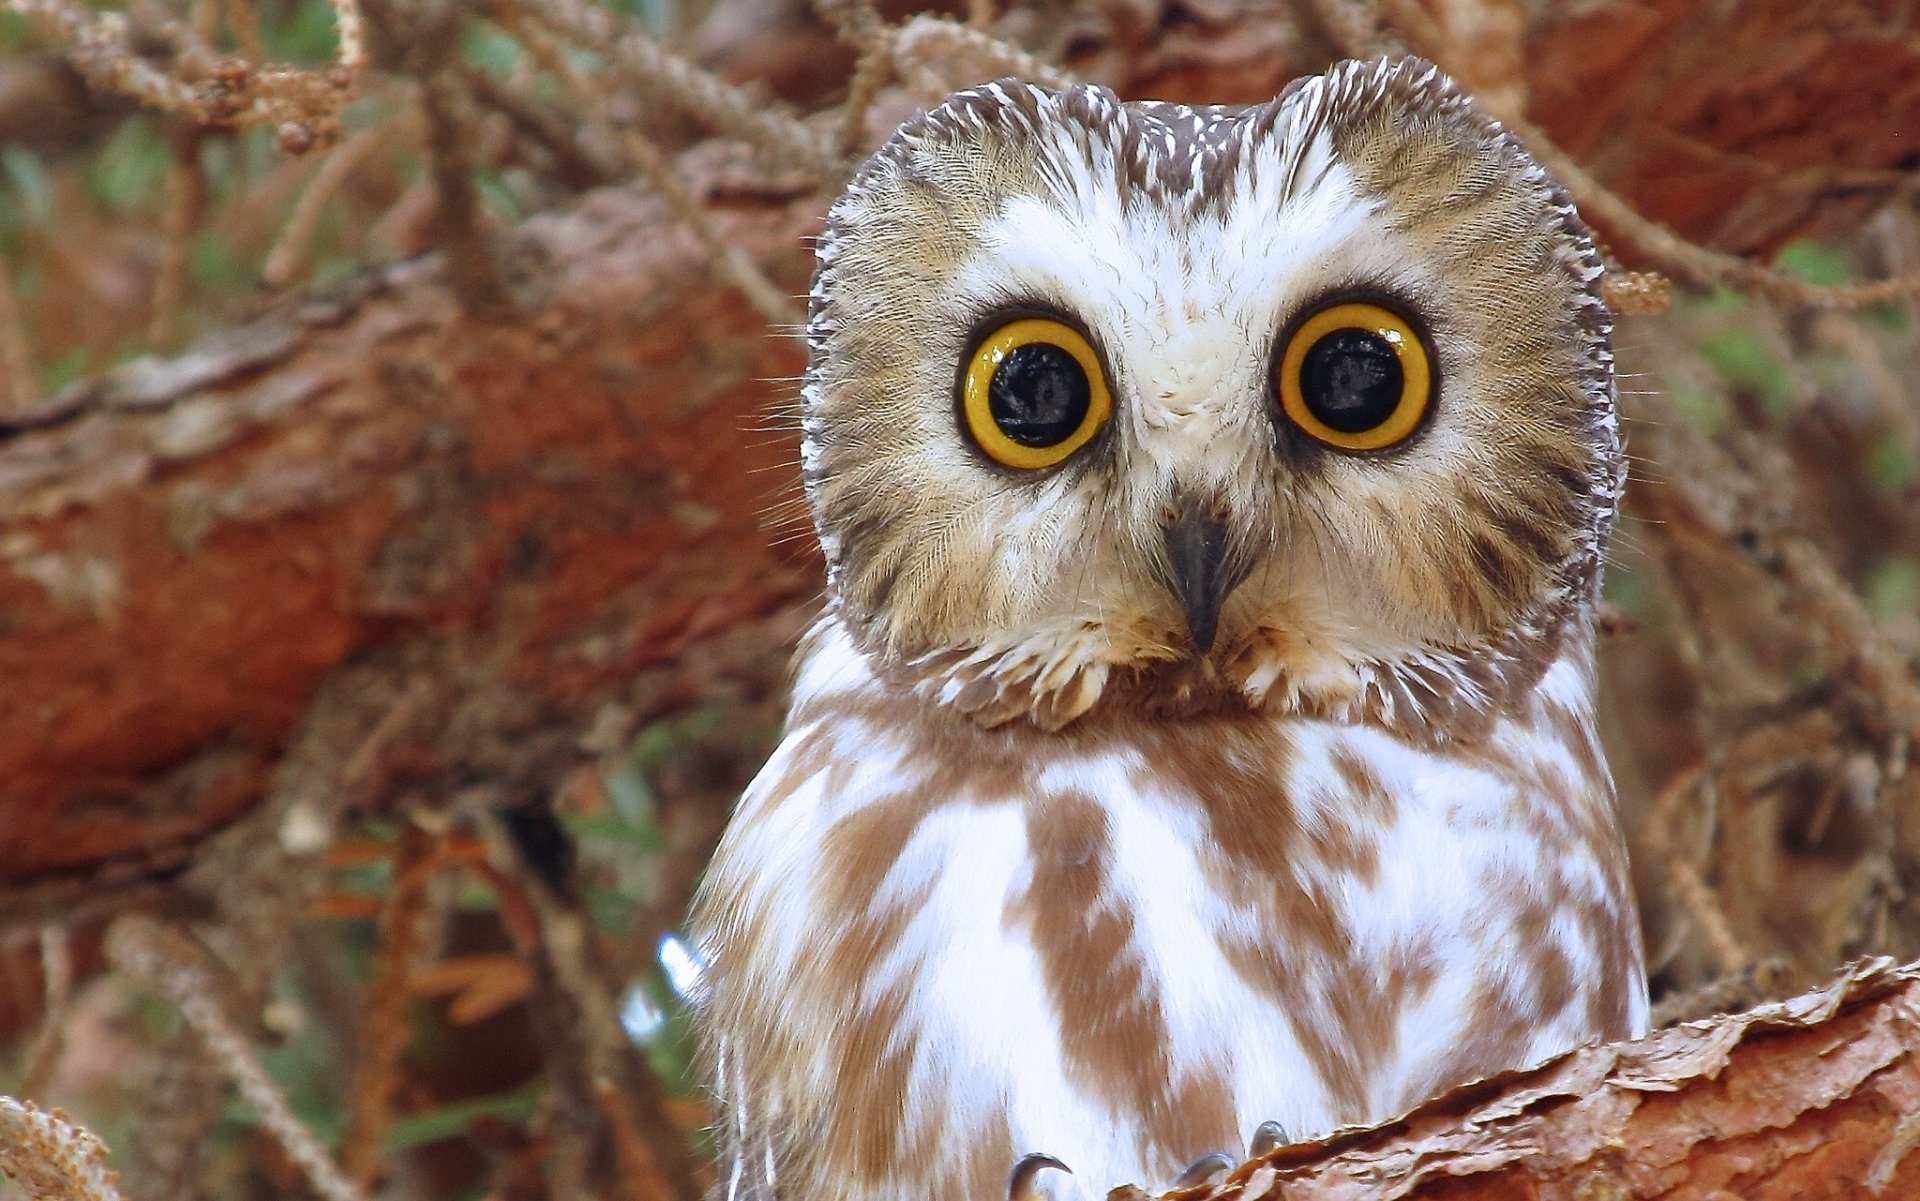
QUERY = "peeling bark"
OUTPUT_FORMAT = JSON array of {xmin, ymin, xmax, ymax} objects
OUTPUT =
[{"xmin": 1154, "ymin": 958, "xmax": 1920, "ymax": 1201}]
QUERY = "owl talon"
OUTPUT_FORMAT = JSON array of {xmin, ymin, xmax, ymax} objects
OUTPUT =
[
  {"xmin": 1170, "ymin": 1151, "xmax": 1235, "ymax": 1189},
  {"xmin": 1007, "ymin": 1152, "xmax": 1072, "ymax": 1201},
  {"xmin": 1249, "ymin": 1120, "xmax": 1289, "ymax": 1158}
]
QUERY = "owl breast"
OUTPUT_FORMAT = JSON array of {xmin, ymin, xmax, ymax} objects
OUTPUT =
[{"xmin": 693, "ymin": 622, "xmax": 1647, "ymax": 1201}]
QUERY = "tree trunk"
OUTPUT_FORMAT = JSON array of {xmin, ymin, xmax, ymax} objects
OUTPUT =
[{"xmin": 0, "ymin": 184, "xmax": 820, "ymax": 904}]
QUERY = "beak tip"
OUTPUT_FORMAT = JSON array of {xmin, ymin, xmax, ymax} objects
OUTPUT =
[
  {"xmin": 1185, "ymin": 607, "xmax": 1220, "ymax": 654},
  {"xmin": 1161, "ymin": 506, "xmax": 1233, "ymax": 657}
]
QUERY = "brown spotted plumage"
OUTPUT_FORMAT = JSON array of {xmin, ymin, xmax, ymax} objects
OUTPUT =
[{"xmin": 691, "ymin": 57, "xmax": 1648, "ymax": 1201}]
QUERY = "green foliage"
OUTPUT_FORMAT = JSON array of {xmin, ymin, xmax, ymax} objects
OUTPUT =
[
  {"xmin": 1, "ymin": 146, "xmax": 55, "ymax": 232},
  {"xmin": 621, "ymin": 972, "xmax": 703, "ymax": 1098},
  {"xmin": 39, "ymin": 344, "xmax": 99, "ymax": 393},
  {"xmin": 241, "ymin": 1034, "xmax": 351, "ymax": 1147},
  {"xmin": 258, "ymin": 0, "xmax": 351, "ymax": 64},
  {"xmin": 1865, "ymin": 556, "xmax": 1920, "ymax": 624},
  {"xmin": 630, "ymin": 0, "xmax": 679, "ymax": 35},
  {"xmin": 474, "ymin": 169, "xmax": 528, "ymax": 225},
  {"xmin": 310, "ymin": 250, "xmax": 364, "ymax": 289},
  {"xmin": 191, "ymin": 229, "xmax": 253, "ymax": 291},
  {"xmin": 202, "ymin": 125, "xmax": 281, "ymax": 206},
  {"xmin": 1773, "ymin": 239, "xmax": 1856, "ymax": 287},
  {"xmin": 1866, "ymin": 435, "xmax": 1919, "ymax": 493},
  {"xmin": 1775, "ymin": 238, "xmax": 1907, "ymax": 330},
  {"xmin": 572, "ymin": 721, "xmax": 677, "ymax": 939},
  {"xmin": 1664, "ymin": 377, "xmax": 1731, "ymax": 434},
  {"xmin": 87, "ymin": 115, "xmax": 173, "ymax": 214},
  {"xmin": 461, "ymin": 22, "xmax": 527, "ymax": 74},
  {"xmin": 1700, "ymin": 320, "xmax": 1793, "ymax": 413},
  {"xmin": 1601, "ymin": 543, "xmax": 1657, "ymax": 616},
  {"xmin": 385, "ymin": 1089, "xmax": 540, "ymax": 1153}
]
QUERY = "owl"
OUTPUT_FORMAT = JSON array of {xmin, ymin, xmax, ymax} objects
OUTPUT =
[{"xmin": 690, "ymin": 56, "xmax": 1648, "ymax": 1201}]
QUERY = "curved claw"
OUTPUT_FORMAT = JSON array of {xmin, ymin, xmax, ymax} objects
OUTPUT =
[
  {"xmin": 1248, "ymin": 1120, "xmax": 1288, "ymax": 1158},
  {"xmin": 1008, "ymin": 1152, "xmax": 1072, "ymax": 1201},
  {"xmin": 1170, "ymin": 1151, "xmax": 1235, "ymax": 1190}
]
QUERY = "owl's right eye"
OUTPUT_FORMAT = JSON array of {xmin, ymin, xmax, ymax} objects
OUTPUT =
[
  {"xmin": 1275, "ymin": 299, "xmax": 1434, "ymax": 453},
  {"xmin": 961, "ymin": 318, "xmax": 1112, "ymax": 470}
]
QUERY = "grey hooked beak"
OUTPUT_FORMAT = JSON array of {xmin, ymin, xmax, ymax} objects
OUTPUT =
[{"xmin": 1160, "ymin": 505, "xmax": 1238, "ymax": 654}]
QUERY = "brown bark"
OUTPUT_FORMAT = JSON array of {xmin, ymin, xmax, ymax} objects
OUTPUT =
[
  {"xmin": 1157, "ymin": 957, "xmax": 1920, "ymax": 1201},
  {"xmin": 0, "ymin": 183, "xmax": 819, "ymax": 900},
  {"xmin": 3, "ymin": 1, "xmax": 1919, "ymax": 898}
]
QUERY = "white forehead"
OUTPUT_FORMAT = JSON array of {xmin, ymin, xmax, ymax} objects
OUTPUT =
[{"xmin": 949, "ymin": 122, "xmax": 1442, "ymax": 475}]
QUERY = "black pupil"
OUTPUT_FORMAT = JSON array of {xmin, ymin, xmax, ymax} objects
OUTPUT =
[
  {"xmin": 1298, "ymin": 327, "xmax": 1406, "ymax": 433},
  {"xmin": 988, "ymin": 342, "xmax": 1091, "ymax": 448}
]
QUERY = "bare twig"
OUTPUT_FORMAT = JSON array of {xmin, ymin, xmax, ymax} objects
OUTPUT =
[
  {"xmin": 1429, "ymin": 0, "xmax": 1526, "ymax": 114},
  {"xmin": 470, "ymin": 809, "xmax": 708, "ymax": 1201},
  {"xmin": 835, "ymin": 38, "xmax": 894, "ymax": 157},
  {"xmin": 455, "ymin": 60, "xmax": 617, "ymax": 190},
  {"xmin": 418, "ymin": 73, "xmax": 514, "ymax": 315},
  {"xmin": 120, "ymin": 1042, "xmax": 224, "ymax": 1200},
  {"xmin": 593, "ymin": 1077, "xmax": 673, "ymax": 1201},
  {"xmin": 112, "ymin": 678, "xmax": 435, "ymax": 1197},
  {"xmin": 1649, "ymin": 963, "xmax": 1786, "ymax": 1028},
  {"xmin": 7, "ymin": 0, "xmax": 360, "ymax": 138},
  {"xmin": 812, "ymin": 0, "xmax": 891, "ymax": 157},
  {"xmin": 109, "ymin": 916, "xmax": 368, "ymax": 1201},
  {"xmin": 264, "ymin": 117, "xmax": 402, "ymax": 288},
  {"xmin": 514, "ymin": 0, "xmax": 838, "ymax": 179},
  {"xmin": 222, "ymin": 0, "xmax": 261, "ymax": 61},
  {"xmin": 891, "ymin": 15, "xmax": 1072, "ymax": 96},
  {"xmin": 7, "ymin": 0, "xmax": 201, "ymax": 114},
  {"xmin": 148, "ymin": 123, "xmax": 205, "ymax": 351},
  {"xmin": 1775, "ymin": 537, "xmax": 1920, "ymax": 735},
  {"xmin": 1512, "ymin": 113, "xmax": 1920, "ymax": 311},
  {"xmin": 512, "ymin": 16, "xmax": 800, "ymax": 328},
  {"xmin": 327, "ymin": 0, "xmax": 365, "ymax": 73},
  {"xmin": 1643, "ymin": 768, "xmax": 1754, "ymax": 980},
  {"xmin": 20, "ymin": 926, "xmax": 74, "ymax": 1100}
]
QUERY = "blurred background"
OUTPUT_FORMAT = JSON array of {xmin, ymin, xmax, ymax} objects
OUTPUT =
[{"xmin": 0, "ymin": 0, "xmax": 1917, "ymax": 1197}]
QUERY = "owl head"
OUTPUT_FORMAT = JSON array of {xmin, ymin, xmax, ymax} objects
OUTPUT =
[{"xmin": 801, "ymin": 57, "xmax": 1621, "ymax": 736}]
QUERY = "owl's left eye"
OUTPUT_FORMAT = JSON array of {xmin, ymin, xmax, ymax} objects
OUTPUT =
[
  {"xmin": 961, "ymin": 317, "xmax": 1113, "ymax": 470},
  {"xmin": 1275, "ymin": 299, "xmax": 1434, "ymax": 452}
]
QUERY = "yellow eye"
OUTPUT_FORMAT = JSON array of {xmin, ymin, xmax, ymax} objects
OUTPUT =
[
  {"xmin": 960, "ymin": 318, "xmax": 1113, "ymax": 470},
  {"xmin": 1276, "ymin": 300, "xmax": 1433, "ymax": 452}
]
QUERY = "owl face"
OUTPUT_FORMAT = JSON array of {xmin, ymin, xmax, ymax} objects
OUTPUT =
[{"xmin": 802, "ymin": 58, "xmax": 1620, "ymax": 734}]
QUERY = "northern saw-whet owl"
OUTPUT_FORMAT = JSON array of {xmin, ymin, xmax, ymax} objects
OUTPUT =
[{"xmin": 691, "ymin": 56, "xmax": 1649, "ymax": 1201}]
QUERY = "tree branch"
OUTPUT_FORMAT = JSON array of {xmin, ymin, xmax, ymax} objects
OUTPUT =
[{"xmin": 1157, "ymin": 957, "xmax": 1920, "ymax": 1200}]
